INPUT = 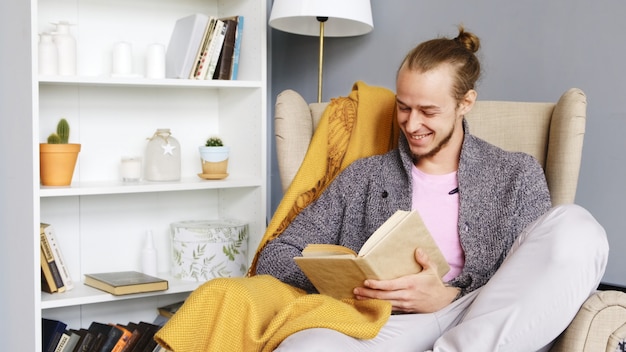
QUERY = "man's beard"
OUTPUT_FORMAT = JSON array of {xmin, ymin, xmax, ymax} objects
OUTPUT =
[{"xmin": 410, "ymin": 125, "xmax": 455, "ymax": 163}]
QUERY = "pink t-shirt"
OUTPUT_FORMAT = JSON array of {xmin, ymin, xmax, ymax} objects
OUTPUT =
[{"xmin": 411, "ymin": 167, "xmax": 464, "ymax": 282}]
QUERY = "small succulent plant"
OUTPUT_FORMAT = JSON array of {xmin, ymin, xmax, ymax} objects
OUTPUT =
[
  {"xmin": 205, "ymin": 137, "xmax": 224, "ymax": 147},
  {"xmin": 47, "ymin": 118, "xmax": 70, "ymax": 144}
]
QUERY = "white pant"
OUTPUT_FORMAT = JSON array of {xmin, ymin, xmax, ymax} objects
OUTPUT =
[{"xmin": 274, "ymin": 204, "xmax": 609, "ymax": 352}]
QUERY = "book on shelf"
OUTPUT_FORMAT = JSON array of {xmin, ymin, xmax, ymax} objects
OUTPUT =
[
  {"xmin": 41, "ymin": 247, "xmax": 58, "ymax": 293},
  {"xmin": 128, "ymin": 321, "xmax": 161, "ymax": 352},
  {"xmin": 165, "ymin": 13, "xmax": 210, "ymax": 79},
  {"xmin": 293, "ymin": 210, "xmax": 450, "ymax": 299},
  {"xmin": 42, "ymin": 318, "xmax": 67, "ymax": 352},
  {"xmin": 213, "ymin": 16, "xmax": 240, "ymax": 80},
  {"xmin": 189, "ymin": 16, "xmax": 217, "ymax": 79},
  {"xmin": 87, "ymin": 321, "xmax": 132, "ymax": 352},
  {"xmin": 40, "ymin": 231, "xmax": 65, "ymax": 293},
  {"xmin": 61, "ymin": 330, "xmax": 81, "ymax": 352},
  {"xmin": 83, "ymin": 271, "xmax": 168, "ymax": 295},
  {"xmin": 157, "ymin": 300, "xmax": 185, "ymax": 319},
  {"xmin": 69, "ymin": 328, "xmax": 97, "ymax": 352},
  {"xmin": 193, "ymin": 18, "xmax": 226, "ymax": 80},
  {"xmin": 52, "ymin": 330, "xmax": 70, "ymax": 352},
  {"xmin": 229, "ymin": 15, "xmax": 244, "ymax": 80},
  {"xmin": 41, "ymin": 223, "xmax": 74, "ymax": 290},
  {"xmin": 202, "ymin": 18, "xmax": 227, "ymax": 79}
]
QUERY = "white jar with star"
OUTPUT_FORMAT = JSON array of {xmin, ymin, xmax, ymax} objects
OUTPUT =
[{"xmin": 144, "ymin": 128, "xmax": 181, "ymax": 181}]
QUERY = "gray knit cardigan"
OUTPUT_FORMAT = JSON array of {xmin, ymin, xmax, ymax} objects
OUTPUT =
[{"xmin": 256, "ymin": 121, "xmax": 552, "ymax": 296}]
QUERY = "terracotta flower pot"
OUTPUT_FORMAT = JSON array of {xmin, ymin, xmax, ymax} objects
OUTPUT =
[{"xmin": 40, "ymin": 143, "xmax": 81, "ymax": 186}]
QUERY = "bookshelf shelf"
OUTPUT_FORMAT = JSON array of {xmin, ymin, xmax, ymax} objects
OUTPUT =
[
  {"xmin": 40, "ymin": 176, "xmax": 262, "ymax": 197},
  {"xmin": 39, "ymin": 76, "xmax": 263, "ymax": 89},
  {"xmin": 0, "ymin": 0, "xmax": 268, "ymax": 349},
  {"xmin": 41, "ymin": 273, "xmax": 202, "ymax": 309}
]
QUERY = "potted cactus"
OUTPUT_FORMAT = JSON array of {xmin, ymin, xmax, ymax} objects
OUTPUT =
[
  {"xmin": 39, "ymin": 118, "xmax": 81, "ymax": 186},
  {"xmin": 198, "ymin": 136, "xmax": 230, "ymax": 179}
]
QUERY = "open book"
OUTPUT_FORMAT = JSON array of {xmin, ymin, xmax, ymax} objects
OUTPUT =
[{"xmin": 294, "ymin": 210, "xmax": 450, "ymax": 299}]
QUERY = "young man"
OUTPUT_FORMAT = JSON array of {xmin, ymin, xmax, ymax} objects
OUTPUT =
[{"xmin": 256, "ymin": 26, "xmax": 608, "ymax": 351}]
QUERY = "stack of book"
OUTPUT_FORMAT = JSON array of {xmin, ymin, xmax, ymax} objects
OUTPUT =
[
  {"xmin": 40, "ymin": 223, "xmax": 73, "ymax": 294},
  {"xmin": 42, "ymin": 318, "xmax": 169, "ymax": 352},
  {"xmin": 165, "ymin": 13, "xmax": 244, "ymax": 80}
]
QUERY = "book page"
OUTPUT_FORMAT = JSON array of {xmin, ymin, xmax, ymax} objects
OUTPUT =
[
  {"xmin": 358, "ymin": 210, "xmax": 410, "ymax": 256},
  {"xmin": 301, "ymin": 244, "xmax": 357, "ymax": 257}
]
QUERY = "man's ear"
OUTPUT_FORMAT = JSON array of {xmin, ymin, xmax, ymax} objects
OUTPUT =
[{"xmin": 458, "ymin": 89, "xmax": 477, "ymax": 116}]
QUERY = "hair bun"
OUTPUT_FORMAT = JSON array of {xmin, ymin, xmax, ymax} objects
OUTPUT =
[{"xmin": 454, "ymin": 26, "xmax": 480, "ymax": 53}]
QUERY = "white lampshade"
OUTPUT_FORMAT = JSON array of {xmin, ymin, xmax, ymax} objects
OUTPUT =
[{"xmin": 269, "ymin": 0, "xmax": 373, "ymax": 37}]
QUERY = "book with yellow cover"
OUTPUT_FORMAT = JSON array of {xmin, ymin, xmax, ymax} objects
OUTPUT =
[
  {"xmin": 294, "ymin": 210, "xmax": 450, "ymax": 299},
  {"xmin": 84, "ymin": 271, "xmax": 168, "ymax": 296}
]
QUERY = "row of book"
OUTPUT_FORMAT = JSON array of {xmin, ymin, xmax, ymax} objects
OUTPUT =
[
  {"xmin": 42, "ymin": 318, "xmax": 169, "ymax": 352},
  {"xmin": 41, "ymin": 223, "xmax": 74, "ymax": 294},
  {"xmin": 165, "ymin": 13, "xmax": 243, "ymax": 80}
]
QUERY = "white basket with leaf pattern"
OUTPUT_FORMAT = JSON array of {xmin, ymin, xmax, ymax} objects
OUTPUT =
[{"xmin": 170, "ymin": 219, "xmax": 248, "ymax": 281}]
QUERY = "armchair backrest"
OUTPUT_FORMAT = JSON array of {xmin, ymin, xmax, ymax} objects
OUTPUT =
[{"xmin": 274, "ymin": 88, "xmax": 587, "ymax": 205}]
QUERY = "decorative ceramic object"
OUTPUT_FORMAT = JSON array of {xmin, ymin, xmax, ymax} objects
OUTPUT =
[
  {"xmin": 40, "ymin": 118, "xmax": 81, "ymax": 186},
  {"xmin": 52, "ymin": 21, "xmax": 76, "ymax": 76},
  {"xmin": 38, "ymin": 32, "xmax": 58, "ymax": 75},
  {"xmin": 198, "ymin": 137, "xmax": 229, "ymax": 179},
  {"xmin": 169, "ymin": 220, "xmax": 248, "ymax": 281},
  {"xmin": 144, "ymin": 128, "xmax": 181, "ymax": 181}
]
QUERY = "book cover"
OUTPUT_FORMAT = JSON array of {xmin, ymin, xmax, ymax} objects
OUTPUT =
[
  {"xmin": 195, "ymin": 19, "xmax": 225, "ymax": 80},
  {"xmin": 212, "ymin": 16, "xmax": 238, "ymax": 80},
  {"xmin": 41, "ymin": 247, "xmax": 58, "ymax": 293},
  {"xmin": 189, "ymin": 17, "xmax": 217, "ymax": 79},
  {"xmin": 62, "ymin": 330, "xmax": 80, "ymax": 352},
  {"xmin": 229, "ymin": 16, "xmax": 244, "ymax": 80},
  {"xmin": 128, "ymin": 321, "xmax": 160, "ymax": 352},
  {"xmin": 117, "ymin": 323, "xmax": 141, "ymax": 352},
  {"xmin": 165, "ymin": 13, "xmax": 210, "ymax": 79},
  {"xmin": 157, "ymin": 300, "xmax": 184, "ymax": 318},
  {"xmin": 110, "ymin": 324, "xmax": 133, "ymax": 352},
  {"xmin": 40, "ymin": 232, "xmax": 65, "ymax": 293},
  {"xmin": 203, "ymin": 19, "xmax": 226, "ymax": 80},
  {"xmin": 69, "ymin": 329, "xmax": 96, "ymax": 352},
  {"xmin": 87, "ymin": 322, "xmax": 124, "ymax": 352},
  {"xmin": 42, "ymin": 318, "xmax": 67, "ymax": 352},
  {"xmin": 83, "ymin": 271, "xmax": 168, "ymax": 295},
  {"xmin": 53, "ymin": 330, "xmax": 70, "ymax": 352},
  {"xmin": 41, "ymin": 223, "xmax": 74, "ymax": 290},
  {"xmin": 294, "ymin": 210, "xmax": 450, "ymax": 299}
]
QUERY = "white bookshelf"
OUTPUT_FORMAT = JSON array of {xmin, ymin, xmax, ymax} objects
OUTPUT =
[{"xmin": 1, "ymin": 0, "xmax": 266, "ymax": 350}]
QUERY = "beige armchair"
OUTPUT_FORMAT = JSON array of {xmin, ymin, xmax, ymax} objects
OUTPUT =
[{"xmin": 273, "ymin": 87, "xmax": 626, "ymax": 351}]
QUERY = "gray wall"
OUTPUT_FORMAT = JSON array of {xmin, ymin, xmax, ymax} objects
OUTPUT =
[{"xmin": 269, "ymin": 1, "xmax": 626, "ymax": 287}]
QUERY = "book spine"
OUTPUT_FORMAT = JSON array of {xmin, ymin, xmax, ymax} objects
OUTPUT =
[
  {"xmin": 214, "ymin": 18, "xmax": 238, "ymax": 80},
  {"xmin": 229, "ymin": 16, "xmax": 244, "ymax": 80},
  {"xmin": 41, "ymin": 248, "xmax": 58, "ymax": 293},
  {"xmin": 42, "ymin": 223, "xmax": 74, "ymax": 290},
  {"xmin": 40, "ymin": 231, "xmax": 66, "ymax": 293},
  {"xmin": 205, "ymin": 20, "xmax": 227, "ymax": 80},
  {"xmin": 53, "ymin": 331, "xmax": 70, "ymax": 352}
]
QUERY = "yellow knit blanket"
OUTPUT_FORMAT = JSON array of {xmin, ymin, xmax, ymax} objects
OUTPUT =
[{"xmin": 154, "ymin": 82, "xmax": 398, "ymax": 351}]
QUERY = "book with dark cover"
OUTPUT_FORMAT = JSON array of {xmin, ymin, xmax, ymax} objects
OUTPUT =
[
  {"xmin": 53, "ymin": 330, "xmax": 70, "ymax": 352},
  {"xmin": 157, "ymin": 300, "xmax": 184, "ymax": 318},
  {"xmin": 213, "ymin": 16, "xmax": 239, "ymax": 80},
  {"xmin": 69, "ymin": 329, "xmax": 96, "ymax": 352},
  {"xmin": 41, "ymin": 231, "xmax": 65, "ymax": 293},
  {"xmin": 229, "ymin": 15, "xmax": 244, "ymax": 80},
  {"xmin": 128, "ymin": 321, "xmax": 160, "ymax": 352},
  {"xmin": 83, "ymin": 271, "xmax": 168, "ymax": 296},
  {"xmin": 294, "ymin": 210, "xmax": 450, "ymax": 299},
  {"xmin": 87, "ymin": 322, "xmax": 124, "ymax": 352},
  {"xmin": 41, "ymin": 248, "xmax": 58, "ymax": 293},
  {"xmin": 42, "ymin": 318, "xmax": 67, "ymax": 352},
  {"xmin": 41, "ymin": 223, "xmax": 74, "ymax": 290}
]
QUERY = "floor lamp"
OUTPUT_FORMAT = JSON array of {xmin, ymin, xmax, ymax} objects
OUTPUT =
[{"xmin": 269, "ymin": 0, "xmax": 373, "ymax": 103}]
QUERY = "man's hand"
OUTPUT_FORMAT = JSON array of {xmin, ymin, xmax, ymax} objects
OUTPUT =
[{"xmin": 353, "ymin": 248, "xmax": 460, "ymax": 313}]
